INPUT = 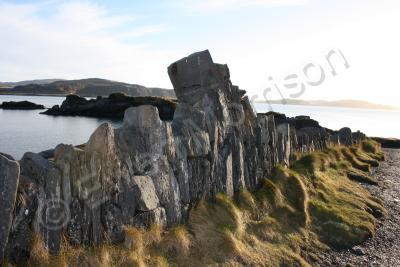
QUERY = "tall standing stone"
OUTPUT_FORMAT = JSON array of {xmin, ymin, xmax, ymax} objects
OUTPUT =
[
  {"xmin": 0, "ymin": 154, "xmax": 20, "ymax": 261},
  {"xmin": 168, "ymin": 50, "xmax": 255, "ymax": 200},
  {"xmin": 20, "ymin": 152, "xmax": 62, "ymax": 254},
  {"xmin": 115, "ymin": 106, "xmax": 181, "ymax": 225}
]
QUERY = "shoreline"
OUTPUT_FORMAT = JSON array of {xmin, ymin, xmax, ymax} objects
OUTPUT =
[{"xmin": 321, "ymin": 148, "xmax": 400, "ymax": 266}]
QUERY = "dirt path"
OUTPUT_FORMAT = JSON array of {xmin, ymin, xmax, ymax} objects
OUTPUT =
[{"xmin": 321, "ymin": 148, "xmax": 400, "ymax": 266}]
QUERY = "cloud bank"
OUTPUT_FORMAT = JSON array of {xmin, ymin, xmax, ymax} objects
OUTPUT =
[{"xmin": 0, "ymin": 1, "xmax": 174, "ymax": 87}]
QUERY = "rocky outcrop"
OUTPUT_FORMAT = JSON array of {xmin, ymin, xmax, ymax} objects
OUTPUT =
[
  {"xmin": 0, "ymin": 101, "xmax": 45, "ymax": 110},
  {"xmin": 0, "ymin": 50, "xmax": 368, "ymax": 264},
  {"xmin": 41, "ymin": 93, "xmax": 177, "ymax": 121},
  {"xmin": 372, "ymin": 137, "xmax": 400, "ymax": 149}
]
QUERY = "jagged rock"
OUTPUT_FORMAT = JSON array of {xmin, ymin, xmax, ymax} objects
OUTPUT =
[
  {"xmin": 54, "ymin": 123, "xmax": 122, "ymax": 246},
  {"xmin": 168, "ymin": 50, "xmax": 253, "ymax": 199},
  {"xmin": 19, "ymin": 152, "xmax": 63, "ymax": 254},
  {"xmin": 241, "ymin": 97, "xmax": 259, "ymax": 190},
  {"xmin": 256, "ymin": 114, "xmax": 275, "ymax": 179},
  {"xmin": 353, "ymin": 131, "xmax": 367, "ymax": 144},
  {"xmin": 264, "ymin": 111, "xmax": 288, "ymax": 126},
  {"xmin": 118, "ymin": 174, "xmax": 138, "ymax": 226},
  {"xmin": 292, "ymin": 116, "xmax": 320, "ymax": 129},
  {"xmin": 338, "ymin": 127, "xmax": 353, "ymax": 146},
  {"xmin": 39, "ymin": 149, "xmax": 55, "ymax": 159},
  {"xmin": 6, "ymin": 176, "xmax": 38, "ymax": 265},
  {"xmin": 296, "ymin": 127, "xmax": 328, "ymax": 152},
  {"xmin": 0, "ymin": 154, "xmax": 20, "ymax": 261},
  {"xmin": 168, "ymin": 51, "xmax": 222, "ymax": 104},
  {"xmin": 115, "ymin": 106, "xmax": 182, "ymax": 225},
  {"xmin": 276, "ymin": 123, "xmax": 292, "ymax": 166}
]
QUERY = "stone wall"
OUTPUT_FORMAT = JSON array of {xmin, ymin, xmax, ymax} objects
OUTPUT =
[{"xmin": 0, "ymin": 50, "xmax": 366, "ymax": 264}]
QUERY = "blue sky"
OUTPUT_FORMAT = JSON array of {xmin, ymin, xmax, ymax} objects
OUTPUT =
[{"xmin": 0, "ymin": 0, "xmax": 399, "ymax": 106}]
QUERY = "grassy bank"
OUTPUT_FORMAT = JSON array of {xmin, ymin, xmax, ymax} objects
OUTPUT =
[{"xmin": 24, "ymin": 140, "xmax": 386, "ymax": 267}]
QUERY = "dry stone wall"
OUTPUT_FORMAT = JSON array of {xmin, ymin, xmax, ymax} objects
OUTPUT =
[{"xmin": 0, "ymin": 50, "xmax": 366, "ymax": 264}]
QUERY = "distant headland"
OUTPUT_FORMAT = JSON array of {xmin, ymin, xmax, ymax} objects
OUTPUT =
[{"xmin": 0, "ymin": 78, "xmax": 175, "ymax": 98}]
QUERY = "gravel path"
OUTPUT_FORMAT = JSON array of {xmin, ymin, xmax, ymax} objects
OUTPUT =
[{"xmin": 321, "ymin": 148, "xmax": 400, "ymax": 266}]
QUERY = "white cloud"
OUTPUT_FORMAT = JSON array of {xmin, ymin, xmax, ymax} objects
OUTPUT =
[
  {"xmin": 0, "ymin": 1, "xmax": 175, "ymax": 87},
  {"xmin": 174, "ymin": 0, "xmax": 308, "ymax": 13}
]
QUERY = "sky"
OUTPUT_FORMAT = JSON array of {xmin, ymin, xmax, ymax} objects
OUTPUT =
[{"xmin": 0, "ymin": 0, "xmax": 399, "ymax": 106}]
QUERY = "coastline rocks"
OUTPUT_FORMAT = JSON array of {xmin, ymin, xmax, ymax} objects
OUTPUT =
[
  {"xmin": 42, "ymin": 93, "xmax": 177, "ymax": 121},
  {"xmin": 0, "ymin": 101, "xmax": 45, "ymax": 110},
  {"xmin": 372, "ymin": 137, "xmax": 400, "ymax": 149},
  {"xmin": 0, "ymin": 154, "xmax": 20, "ymax": 261},
  {"xmin": 373, "ymin": 137, "xmax": 400, "ymax": 149}
]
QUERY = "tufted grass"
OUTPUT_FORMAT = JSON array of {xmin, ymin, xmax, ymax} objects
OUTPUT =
[{"xmin": 21, "ymin": 139, "xmax": 385, "ymax": 266}]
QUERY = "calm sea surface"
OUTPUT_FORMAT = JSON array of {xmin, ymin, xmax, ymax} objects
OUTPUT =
[
  {"xmin": 0, "ymin": 95, "xmax": 122, "ymax": 159},
  {"xmin": 0, "ymin": 95, "xmax": 399, "ymax": 159}
]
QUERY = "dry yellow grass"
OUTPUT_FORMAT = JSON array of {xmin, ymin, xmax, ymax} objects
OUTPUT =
[{"xmin": 19, "ymin": 139, "xmax": 385, "ymax": 267}]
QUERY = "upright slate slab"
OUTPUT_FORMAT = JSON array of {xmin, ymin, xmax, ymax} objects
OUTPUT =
[{"xmin": 0, "ymin": 154, "xmax": 20, "ymax": 261}]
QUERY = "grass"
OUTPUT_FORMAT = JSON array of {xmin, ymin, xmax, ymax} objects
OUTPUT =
[{"xmin": 21, "ymin": 139, "xmax": 385, "ymax": 266}]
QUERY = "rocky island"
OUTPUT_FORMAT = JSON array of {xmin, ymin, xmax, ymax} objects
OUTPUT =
[
  {"xmin": 0, "ymin": 50, "xmax": 392, "ymax": 266},
  {"xmin": 0, "ymin": 101, "xmax": 45, "ymax": 110},
  {"xmin": 41, "ymin": 93, "xmax": 177, "ymax": 121}
]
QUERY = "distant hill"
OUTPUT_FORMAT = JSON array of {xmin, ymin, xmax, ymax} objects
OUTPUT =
[
  {"xmin": 0, "ymin": 78, "xmax": 175, "ymax": 98},
  {"xmin": 264, "ymin": 99, "xmax": 398, "ymax": 110},
  {"xmin": 0, "ymin": 79, "xmax": 63, "ymax": 88}
]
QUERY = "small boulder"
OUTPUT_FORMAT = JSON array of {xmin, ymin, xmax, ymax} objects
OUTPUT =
[
  {"xmin": 351, "ymin": 246, "xmax": 366, "ymax": 256},
  {"xmin": 133, "ymin": 176, "xmax": 160, "ymax": 211},
  {"xmin": 133, "ymin": 207, "xmax": 167, "ymax": 229}
]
